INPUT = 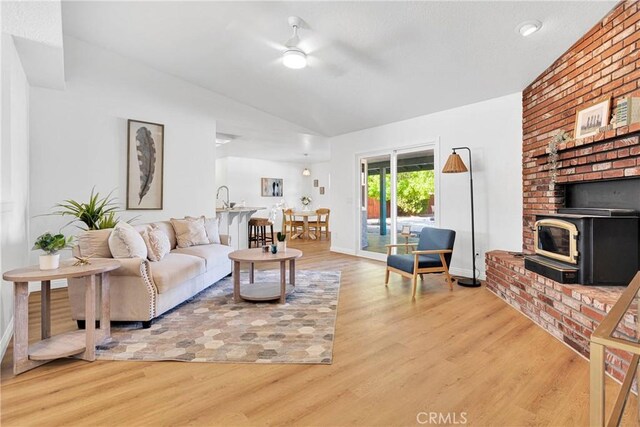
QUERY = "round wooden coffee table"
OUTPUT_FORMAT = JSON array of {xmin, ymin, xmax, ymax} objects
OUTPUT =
[{"xmin": 228, "ymin": 248, "xmax": 303, "ymax": 304}]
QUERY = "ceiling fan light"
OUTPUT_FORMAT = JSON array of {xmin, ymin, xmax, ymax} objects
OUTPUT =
[{"xmin": 283, "ymin": 49, "xmax": 307, "ymax": 69}]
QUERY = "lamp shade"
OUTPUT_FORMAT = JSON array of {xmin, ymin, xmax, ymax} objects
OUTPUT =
[
  {"xmin": 442, "ymin": 152, "xmax": 468, "ymax": 173},
  {"xmin": 302, "ymin": 168, "xmax": 311, "ymax": 176}
]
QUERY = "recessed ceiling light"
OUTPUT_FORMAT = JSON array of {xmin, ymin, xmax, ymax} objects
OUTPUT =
[
  {"xmin": 517, "ymin": 20, "xmax": 542, "ymax": 37},
  {"xmin": 216, "ymin": 132, "xmax": 237, "ymax": 146}
]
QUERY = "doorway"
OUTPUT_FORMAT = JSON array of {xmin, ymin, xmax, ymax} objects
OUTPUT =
[{"xmin": 358, "ymin": 146, "xmax": 437, "ymax": 260}]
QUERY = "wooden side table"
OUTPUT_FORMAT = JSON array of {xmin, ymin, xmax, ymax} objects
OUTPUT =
[{"xmin": 3, "ymin": 259, "xmax": 120, "ymax": 375}]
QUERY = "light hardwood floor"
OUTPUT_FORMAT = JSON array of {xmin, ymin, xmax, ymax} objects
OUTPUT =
[{"xmin": 1, "ymin": 238, "xmax": 635, "ymax": 426}]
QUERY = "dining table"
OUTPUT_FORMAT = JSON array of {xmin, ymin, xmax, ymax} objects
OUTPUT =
[{"xmin": 291, "ymin": 211, "xmax": 318, "ymax": 240}]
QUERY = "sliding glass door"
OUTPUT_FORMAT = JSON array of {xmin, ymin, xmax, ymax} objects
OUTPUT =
[{"xmin": 358, "ymin": 146, "xmax": 436, "ymax": 260}]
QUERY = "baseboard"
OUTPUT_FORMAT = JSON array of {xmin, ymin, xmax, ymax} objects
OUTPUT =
[
  {"xmin": 1, "ymin": 316, "xmax": 14, "ymax": 360},
  {"xmin": 28, "ymin": 278, "xmax": 67, "ymax": 293},
  {"xmin": 448, "ymin": 267, "xmax": 486, "ymax": 281},
  {"xmin": 330, "ymin": 246, "xmax": 356, "ymax": 256}
]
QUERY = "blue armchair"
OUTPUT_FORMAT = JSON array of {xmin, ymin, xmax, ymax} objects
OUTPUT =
[{"xmin": 385, "ymin": 227, "xmax": 456, "ymax": 299}]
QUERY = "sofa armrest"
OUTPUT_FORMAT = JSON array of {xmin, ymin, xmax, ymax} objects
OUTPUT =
[
  {"xmin": 89, "ymin": 257, "xmax": 148, "ymax": 277},
  {"xmin": 219, "ymin": 234, "xmax": 232, "ymax": 246}
]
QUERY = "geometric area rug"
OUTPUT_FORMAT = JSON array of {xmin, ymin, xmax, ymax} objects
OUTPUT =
[{"xmin": 96, "ymin": 270, "xmax": 341, "ymax": 364}]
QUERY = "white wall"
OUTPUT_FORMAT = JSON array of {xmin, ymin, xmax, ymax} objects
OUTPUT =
[
  {"xmin": 30, "ymin": 37, "xmax": 215, "ymax": 262},
  {"xmin": 1, "ymin": 0, "xmax": 64, "ymax": 89},
  {"xmin": 329, "ymin": 92, "xmax": 523, "ymax": 279},
  {"xmin": 0, "ymin": 31, "xmax": 30, "ymax": 358},
  {"xmin": 308, "ymin": 161, "xmax": 331, "ymax": 211},
  {"xmin": 215, "ymin": 156, "xmax": 315, "ymax": 232}
]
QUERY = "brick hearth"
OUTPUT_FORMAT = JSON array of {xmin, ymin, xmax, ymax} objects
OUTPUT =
[{"xmin": 486, "ymin": 251, "xmax": 635, "ymax": 383}]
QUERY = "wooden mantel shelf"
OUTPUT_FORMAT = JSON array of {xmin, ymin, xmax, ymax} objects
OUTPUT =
[{"xmin": 530, "ymin": 125, "xmax": 640, "ymax": 158}]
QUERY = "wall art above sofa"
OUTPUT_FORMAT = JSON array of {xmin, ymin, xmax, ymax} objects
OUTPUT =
[{"xmin": 127, "ymin": 119, "xmax": 164, "ymax": 210}]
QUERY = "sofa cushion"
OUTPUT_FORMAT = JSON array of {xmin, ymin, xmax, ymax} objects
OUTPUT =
[
  {"xmin": 108, "ymin": 222, "xmax": 147, "ymax": 259},
  {"xmin": 172, "ymin": 244, "xmax": 233, "ymax": 268},
  {"xmin": 387, "ymin": 254, "xmax": 443, "ymax": 273},
  {"xmin": 148, "ymin": 253, "xmax": 206, "ymax": 294},
  {"xmin": 78, "ymin": 229, "xmax": 113, "ymax": 258},
  {"xmin": 170, "ymin": 217, "xmax": 209, "ymax": 248},
  {"xmin": 186, "ymin": 216, "xmax": 221, "ymax": 244}
]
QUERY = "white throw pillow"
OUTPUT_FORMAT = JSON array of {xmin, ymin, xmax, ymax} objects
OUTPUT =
[
  {"xmin": 203, "ymin": 216, "xmax": 221, "ymax": 244},
  {"xmin": 142, "ymin": 224, "xmax": 171, "ymax": 262},
  {"xmin": 186, "ymin": 215, "xmax": 220, "ymax": 244},
  {"xmin": 108, "ymin": 221, "xmax": 147, "ymax": 259},
  {"xmin": 170, "ymin": 217, "xmax": 209, "ymax": 248}
]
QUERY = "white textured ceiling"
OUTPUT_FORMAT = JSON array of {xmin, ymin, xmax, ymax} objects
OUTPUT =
[{"xmin": 61, "ymin": 1, "xmax": 616, "ymax": 137}]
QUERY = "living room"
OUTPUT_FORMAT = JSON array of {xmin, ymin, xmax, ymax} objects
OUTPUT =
[{"xmin": 2, "ymin": 1, "xmax": 640, "ymax": 425}]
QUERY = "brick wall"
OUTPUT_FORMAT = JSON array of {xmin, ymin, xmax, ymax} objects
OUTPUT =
[{"xmin": 523, "ymin": 0, "xmax": 640, "ymax": 252}]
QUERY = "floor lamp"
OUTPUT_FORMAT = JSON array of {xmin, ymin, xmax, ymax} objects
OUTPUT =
[{"xmin": 442, "ymin": 147, "xmax": 481, "ymax": 287}]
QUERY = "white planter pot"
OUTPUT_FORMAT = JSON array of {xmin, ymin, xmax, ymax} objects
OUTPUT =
[
  {"xmin": 39, "ymin": 254, "xmax": 60, "ymax": 270},
  {"xmin": 277, "ymin": 241, "xmax": 287, "ymax": 252}
]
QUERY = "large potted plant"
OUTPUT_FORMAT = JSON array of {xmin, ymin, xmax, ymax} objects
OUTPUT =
[
  {"xmin": 33, "ymin": 232, "xmax": 74, "ymax": 270},
  {"xmin": 52, "ymin": 188, "xmax": 122, "ymax": 230}
]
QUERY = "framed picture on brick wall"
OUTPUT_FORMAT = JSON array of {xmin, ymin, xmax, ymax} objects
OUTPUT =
[{"xmin": 574, "ymin": 97, "xmax": 610, "ymax": 139}]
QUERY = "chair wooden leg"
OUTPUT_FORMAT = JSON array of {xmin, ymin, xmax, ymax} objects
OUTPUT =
[
  {"xmin": 444, "ymin": 269, "xmax": 453, "ymax": 291},
  {"xmin": 412, "ymin": 273, "xmax": 418, "ymax": 300},
  {"xmin": 385, "ymin": 268, "xmax": 390, "ymax": 285}
]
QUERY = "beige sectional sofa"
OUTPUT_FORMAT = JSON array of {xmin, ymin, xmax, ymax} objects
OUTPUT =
[{"xmin": 67, "ymin": 220, "xmax": 233, "ymax": 328}]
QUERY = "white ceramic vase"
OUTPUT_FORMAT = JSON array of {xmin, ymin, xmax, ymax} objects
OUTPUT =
[
  {"xmin": 277, "ymin": 241, "xmax": 287, "ymax": 252},
  {"xmin": 39, "ymin": 253, "xmax": 60, "ymax": 270}
]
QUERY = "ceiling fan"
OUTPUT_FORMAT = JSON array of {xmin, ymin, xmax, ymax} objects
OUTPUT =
[
  {"xmin": 225, "ymin": 15, "xmax": 346, "ymax": 76},
  {"xmin": 283, "ymin": 16, "xmax": 307, "ymax": 69}
]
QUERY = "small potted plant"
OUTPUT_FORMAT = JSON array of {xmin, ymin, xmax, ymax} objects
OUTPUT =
[
  {"xmin": 33, "ymin": 232, "xmax": 74, "ymax": 270},
  {"xmin": 301, "ymin": 196, "xmax": 312, "ymax": 211},
  {"xmin": 277, "ymin": 232, "xmax": 287, "ymax": 252}
]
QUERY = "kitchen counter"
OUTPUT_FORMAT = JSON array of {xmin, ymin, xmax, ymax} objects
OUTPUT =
[
  {"xmin": 216, "ymin": 206, "xmax": 267, "ymax": 250},
  {"xmin": 216, "ymin": 207, "xmax": 266, "ymax": 213}
]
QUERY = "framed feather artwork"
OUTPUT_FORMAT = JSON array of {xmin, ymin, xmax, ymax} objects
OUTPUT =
[{"xmin": 127, "ymin": 119, "xmax": 164, "ymax": 210}]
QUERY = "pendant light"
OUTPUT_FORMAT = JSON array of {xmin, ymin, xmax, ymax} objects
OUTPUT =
[{"xmin": 302, "ymin": 153, "xmax": 311, "ymax": 176}]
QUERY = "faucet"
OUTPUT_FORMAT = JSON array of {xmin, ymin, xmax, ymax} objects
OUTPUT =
[{"xmin": 216, "ymin": 185, "xmax": 230, "ymax": 209}]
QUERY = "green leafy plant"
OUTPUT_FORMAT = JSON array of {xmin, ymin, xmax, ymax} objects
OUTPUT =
[
  {"xmin": 33, "ymin": 232, "xmax": 74, "ymax": 255},
  {"xmin": 301, "ymin": 196, "xmax": 312, "ymax": 206},
  {"xmin": 277, "ymin": 232, "xmax": 287, "ymax": 242},
  {"xmin": 368, "ymin": 170, "xmax": 435, "ymax": 215},
  {"xmin": 52, "ymin": 188, "xmax": 123, "ymax": 230}
]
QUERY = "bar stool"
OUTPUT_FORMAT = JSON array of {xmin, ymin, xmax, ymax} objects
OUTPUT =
[{"xmin": 248, "ymin": 217, "xmax": 274, "ymax": 248}]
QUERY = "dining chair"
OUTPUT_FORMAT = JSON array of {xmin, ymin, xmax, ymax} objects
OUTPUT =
[
  {"xmin": 283, "ymin": 209, "xmax": 304, "ymax": 239},
  {"xmin": 311, "ymin": 208, "xmax": 330, "ymax": 239},
  {"xmin": 385, "ymin": 227, "xmax": 456, "ymax": 300}
]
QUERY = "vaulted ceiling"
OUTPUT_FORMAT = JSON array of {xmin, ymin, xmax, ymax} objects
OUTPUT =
[{"xmin": 62, "ymin": 1, "xmax": 616, "ymax": 137}]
